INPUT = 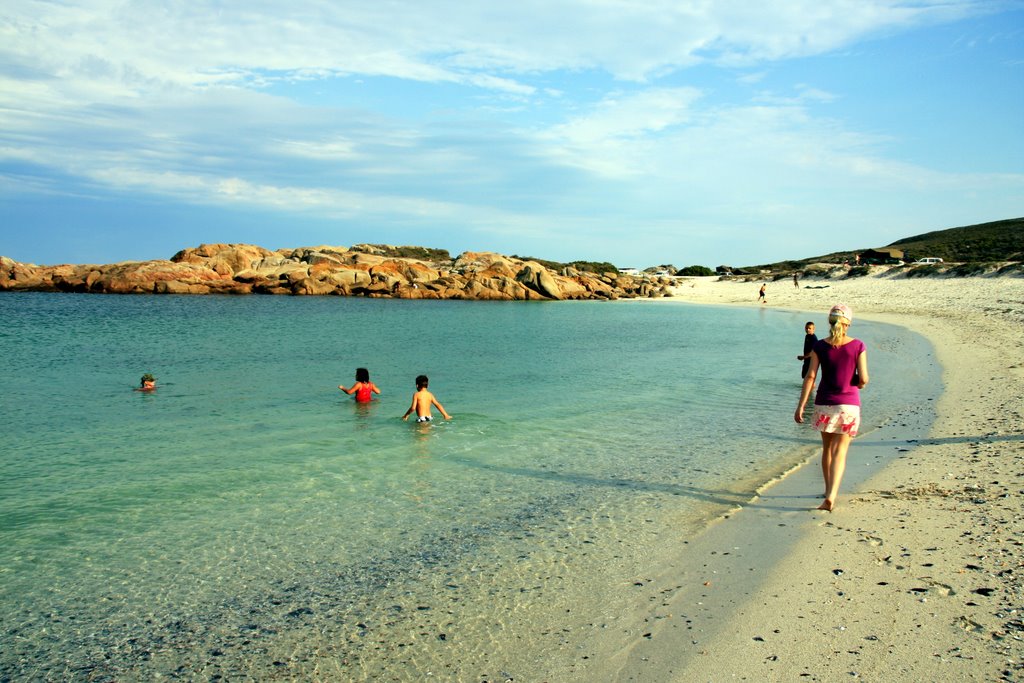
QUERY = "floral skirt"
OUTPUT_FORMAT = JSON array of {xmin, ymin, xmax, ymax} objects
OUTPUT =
[{"xmin": 812, "ymin": 404, "xmax": 860, "ymax": 437}]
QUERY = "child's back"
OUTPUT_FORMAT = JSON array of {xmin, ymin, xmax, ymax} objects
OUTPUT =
[
  {"xmin": 340, "ymin": 367, "xmax": 380, "ymax": 403},
  {"xmin": 402, "ymin": 375, "xmax": 451, "ymax": 422}
]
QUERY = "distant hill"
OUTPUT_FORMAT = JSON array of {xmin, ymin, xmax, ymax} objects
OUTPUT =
[
  {"xmin": 745, "ymin": 217, "xmax": 1024, "ymax": 271},
  {"xmin": 886, "ymin": 217, "xmax": 1024, "ymax": 262}
]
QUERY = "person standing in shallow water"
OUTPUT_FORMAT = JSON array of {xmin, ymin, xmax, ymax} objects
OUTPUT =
[
  {"xmin": 797, "ymin": 321, "xmax": 817, "ymax": 379},
  {"xmin": 794, "ymin": 304, "xmax": 869, "ymax": 511},
  {"xmin": 402, "ymin": 374, "xmax": 451, "ymax": 423},
  {"xmin": 339, "ymin": 367, "xmax": 381, "ymax": 403}
]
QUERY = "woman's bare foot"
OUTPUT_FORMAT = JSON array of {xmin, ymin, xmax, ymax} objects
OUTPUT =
[{"xmin": 817, "ymin": 498, "xmax": 834, "ymax": 512}]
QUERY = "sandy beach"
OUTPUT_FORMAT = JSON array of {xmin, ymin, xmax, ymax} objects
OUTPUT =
[
  {"xmin": 574, "ymin": 272, "xmax": 1024, "ymax": 682},
  {"xmin": 2, "ymin": 271, "xmax": 1021, "ymax": 681}
]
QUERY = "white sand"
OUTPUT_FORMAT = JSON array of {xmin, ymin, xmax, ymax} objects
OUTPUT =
[{"xmin": 577, "ymin": 272, "xmax": 1024, "ymax": 681}]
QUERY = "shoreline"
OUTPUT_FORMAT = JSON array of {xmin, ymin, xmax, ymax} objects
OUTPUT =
[
  {"xmin": 1, "ymin": 278, "xmax": 1020, "ymax": 679},
  {"xmin": 572, "ymin": 275, "xmax": 1024, "ymax": 681}
]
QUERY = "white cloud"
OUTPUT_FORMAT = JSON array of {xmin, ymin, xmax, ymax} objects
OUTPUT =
[
  {"xmin": 538, "ymin": 87, "xmax": 703, "ymax": 177},
  {"xmin": 274, "ymin": 138, "xmax": 361, "ymax": 161},
  {"xmin": 531, "ymin": 86, "xmax": 1024, "ymax": 237},
  {"xmin": 2, "ymin": 0, "xmax": 986, "ymax": 98},
  {"xmin": 84, "ymin": 166, "xmax": 471, "ymax": 220},
  {"xmin": 1, "ymin": 0, "xmax": 1017, "ymax": 267},
  {"xmin": 753, "ymin": 84, "xmax": 840, "ymax": 105}
]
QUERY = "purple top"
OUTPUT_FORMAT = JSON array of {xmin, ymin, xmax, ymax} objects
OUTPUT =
[{"xmin": 813, "ymin": 338, "xmax": 865, "ymax": 406}]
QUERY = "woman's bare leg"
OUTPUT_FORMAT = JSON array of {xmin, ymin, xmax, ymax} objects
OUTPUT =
[
  {"xmin": 819, "ymin": 432, "xmax": 831, "ymax": 497},
  {"xmin": 818, "ymin": 432, "xmax": 852, "ymax": 511}
]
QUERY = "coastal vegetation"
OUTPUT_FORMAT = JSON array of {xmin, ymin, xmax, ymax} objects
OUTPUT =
[
  {"xmin": 511, "ymin": 255, "xmax": 619, "ymax": 275},
  {"xmin": 675, "ymin": 265, "xmax": 715, "ymax": 276},
  {"xmin": 745, "ymin": 217, "xmax": 1023, "ymax": 272},
  {"xmin": 349, "ymin": 244, "xmax": 452, "ymax": 262},
  {"xmin": 888, "ymin": 217, "xmax": 1024, "ymax": 263}
]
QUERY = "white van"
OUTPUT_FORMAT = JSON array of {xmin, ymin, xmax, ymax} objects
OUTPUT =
[{"xmin": 913, "ymin": 257, "xmax": 944, "ymax": 264}]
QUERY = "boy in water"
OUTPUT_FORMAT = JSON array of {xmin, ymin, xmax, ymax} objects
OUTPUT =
[
  {"xmin": 797, "ymin": 321, "xmax": 817, "ymax": 379},
  {"xmin": 402, "ymin": 375, "xmax": 451, "ymax": 423},
  {"xmin": 136, "ymin": 373, "xmax": 157, "ymax": 391}
]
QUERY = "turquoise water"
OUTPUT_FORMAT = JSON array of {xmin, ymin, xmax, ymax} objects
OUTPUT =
[{"xmin": 0, "ymin": 293, "xmax": 938, "ymax": 679}]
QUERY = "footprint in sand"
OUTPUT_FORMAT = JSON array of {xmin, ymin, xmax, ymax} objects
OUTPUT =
[
  {"xmin": 917, "ymin": 578, "xmax": 956, "ymax": 596},
  {"xmin": 862, "ymin": 535, "xmax": 884, "ymax": 547},
  {"xmin": 957, "ymin": 616, "xmax": 985, "ymax": 633}
]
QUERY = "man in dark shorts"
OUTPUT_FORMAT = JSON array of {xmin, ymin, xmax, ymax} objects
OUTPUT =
[{"xmin": 798, "ymin": 321, "xmax": 817, "ymax": 378}]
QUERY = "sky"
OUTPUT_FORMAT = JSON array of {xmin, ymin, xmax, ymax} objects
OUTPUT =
[{"xmin": 1, "ymin": 1, "xmax": 1022, "ymax": 268}]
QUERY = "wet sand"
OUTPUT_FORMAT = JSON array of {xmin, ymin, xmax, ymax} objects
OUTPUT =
[{"xmin": 574, "ymin": 272, "xmax": 1024, "ymax": 681}]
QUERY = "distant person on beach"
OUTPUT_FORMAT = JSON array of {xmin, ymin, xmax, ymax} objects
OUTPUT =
[
  {"xmin": 402, "ymin": 375, "xmax": 451, "ymax": 423},
  {"xmin": 758, "ymin": 283, "xmax": 767, "ymax": 303},
  {"xmin": 797, "ymin": 321, "xmax": 817, "ymax": 379},
  {"xmin": 793, "ymin": 272, "xmax": 799, "ymax": 288},
  {"xmin": 136, "ymin": 373, "xmax": 157, "ymax": 391},
  {"xmin": 339, "ymin": 367, "xmax": 381, "ymax": 403},
  {"xmin": 794, "ymin": 304, "xmax": 869, "ymax": 512}
]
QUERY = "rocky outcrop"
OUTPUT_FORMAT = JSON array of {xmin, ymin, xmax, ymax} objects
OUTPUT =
[
  {"xmin": 0, "ymin": 244, "xmax": 676, "ymax": 301},
  {"xmin": 515, "ymin": 262, "xmax": 563, "ymax": 300}
]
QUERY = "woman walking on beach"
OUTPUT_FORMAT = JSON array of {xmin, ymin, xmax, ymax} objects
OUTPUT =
[{"xmin": 794, "ymin": 304, "xmax": 869, "ymax": 511}]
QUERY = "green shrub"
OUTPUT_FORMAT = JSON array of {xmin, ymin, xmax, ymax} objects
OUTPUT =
[
  {"xmin": 905, "ymin": 265, "xmax": 944, "ymax": 278},
  {"xmin": 511, "ymin": 256, "xmax": 619, "ymax": 274},
  {"xmin": 352, "ymin": 244, "xmax": 452, "ymax": 261},
  {"xmin": 846, "ymin": 266, "xmax": 870, "ymax": 278},
  {"xmin": 949, "ymin": 262, "xmax": 991, "ymax": 277},
  {"xmin": 570, "ymin": 261, "xmax": 619, "ymax": 274},
  {"xmin": 676, "ymin": 265, "xmax": 714, "ymax": 276}
]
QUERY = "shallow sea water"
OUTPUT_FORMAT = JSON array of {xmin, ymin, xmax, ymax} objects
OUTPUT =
[{"xmin": 0, "ymin": 293, "xmax": 938, "ymax": 680}]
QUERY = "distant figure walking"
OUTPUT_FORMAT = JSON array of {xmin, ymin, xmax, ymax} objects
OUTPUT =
[
  {"xmin": 793, "ymin": 272, "xmax": 799, "ymax": 288},
  {"xmin": 758, "ymin": 283, "xmax": 767, "ymax": 303},
  {"xmin": 794, "ymin": 304, "xmax": 869, "ymax": 512},
  {"xmin": 402, "ymin": 375, "xmax": 451, "ymax": 423},
  {"xmin": 339, "ymin": 367, "xmax": 381, "ymax": 403},
  {"xmin": 797, "ymin": 321, "xmax": 817, "ymax": 379}
]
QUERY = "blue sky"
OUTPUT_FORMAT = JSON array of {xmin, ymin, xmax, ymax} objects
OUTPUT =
[{"xmin": 1, "ymin": 1, "xmax": 1022, "ymax": 268}]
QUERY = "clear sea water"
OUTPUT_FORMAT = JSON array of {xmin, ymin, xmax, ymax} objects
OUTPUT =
[{"xmin": 0, "ymin": 292, "xmax": 938, "ymax": 680}]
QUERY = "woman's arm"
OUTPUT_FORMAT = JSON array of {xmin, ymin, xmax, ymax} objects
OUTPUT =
[
  {"xmin": 794, "ymin": 352, "xmax": 819, "ymax": 423},
  {"xmin": 856, "ymin": 350, "xmax": 869, "ymax": 389}
]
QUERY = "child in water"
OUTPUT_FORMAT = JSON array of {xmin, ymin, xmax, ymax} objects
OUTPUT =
[
  {"xmin": 797, "ymin": 321, "xmax": 817, "ymax": 379},
  {"xmin": 135, "ymin": 373, "xmax": 157, "ymax": 391},
  {"xmin": 339, "ymin": 368, "xmax": 381, "ymax": 403},
  {"xmin": 402, "ymin": 375, "xmax": 451, "ymax": 423}
]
